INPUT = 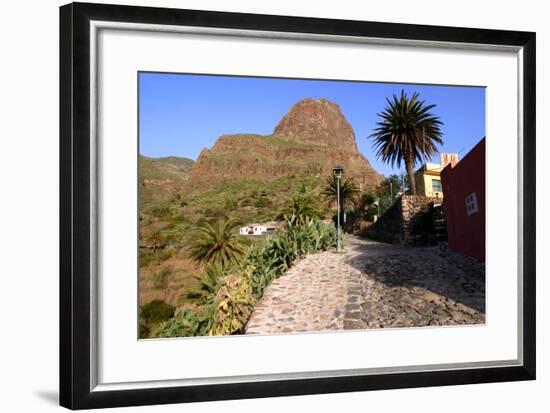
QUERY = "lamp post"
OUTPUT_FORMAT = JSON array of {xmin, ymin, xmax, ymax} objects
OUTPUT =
[{"xmin": 332, "ymin": 165, "xmax": 344, "ymax": 253}]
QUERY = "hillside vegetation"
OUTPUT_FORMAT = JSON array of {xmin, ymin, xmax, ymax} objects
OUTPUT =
[{"xmin": 139, "ymin": 155, "xmax": 194, "ymax": 208}]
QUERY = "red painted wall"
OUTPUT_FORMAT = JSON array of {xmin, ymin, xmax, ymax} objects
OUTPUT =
[{"xmin": 441, "ymin": 138, "xmax": 485, "ymax": 261}]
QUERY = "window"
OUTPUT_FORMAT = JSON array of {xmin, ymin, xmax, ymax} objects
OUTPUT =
[
  {"xmin": 431, "ymin": 179, "xmax": 442, "ymax": 192},
  {"xmin": 465, "ymin": 192, "xmax": 479, "ymax": 215}
]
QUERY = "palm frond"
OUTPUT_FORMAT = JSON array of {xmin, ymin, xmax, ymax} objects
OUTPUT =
[
  {"xmin": 188, "ymin": 218, "xmax": 249, "ymax": 269},
  {"xmin": 368, "ymin": 89, "xmax": 443, "ymax": 170}
]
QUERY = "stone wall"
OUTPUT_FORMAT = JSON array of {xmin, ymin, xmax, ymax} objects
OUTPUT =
[
  {"xmin": 364, "ymin": 195, "xmax": 440, "ymax": 246},
  {"xmin": 401, "ymin": 195, "xmax": 440, "ymax": 245},
  {"xmin": 363, "ymin": 197, "xmax": 402, "ymax": 244}
]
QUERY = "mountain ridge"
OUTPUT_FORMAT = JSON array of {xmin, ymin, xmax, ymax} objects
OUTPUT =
[
  {"xmin": 139, "ymin": 155, "xmax": 195, "ymax": 208},
  {"xmin": 187, "ymin": 97, "xmax": 382, "ymax": 192}
]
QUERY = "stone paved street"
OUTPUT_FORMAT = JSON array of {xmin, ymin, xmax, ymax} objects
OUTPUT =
[
  {"xmin": 245, "ymin": 235, "xmax": 485, "ymax": 335},
  {"xmin": 345, "ymin": 236, "xmax": 485, "ymax": 330},
  {"xmin": 245, "ymin": 251, "xmax": 350, "ymax": 334}
]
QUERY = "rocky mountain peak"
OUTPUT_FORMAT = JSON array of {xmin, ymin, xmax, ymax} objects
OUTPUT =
[
  {"xmin": 274, "ymin": 98, "xmax": 359, "ymax": 152},
  {"xmin": 187, "ymin": 98, "xmax": 383, "ymax": 192}
]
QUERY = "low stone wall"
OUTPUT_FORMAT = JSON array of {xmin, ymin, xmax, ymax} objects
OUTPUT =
[
  {"xmin": 363, "ymin": 197, "xmax": 402, "ymax": 244},
  {"xmin": 401, "ymin": 195, "xmax": 440, "ymax": 244},
  {"xmin": 364, "ymin": 195, "xmax": 440, "ymax": 246}
]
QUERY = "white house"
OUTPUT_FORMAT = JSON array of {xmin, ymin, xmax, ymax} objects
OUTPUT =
[{"xmin": 239, "ymin": 223, "xmax": 277, "ymax": 236}]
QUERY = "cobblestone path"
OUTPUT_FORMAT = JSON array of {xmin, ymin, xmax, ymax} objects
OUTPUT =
[
  {"xmin": 344, "ymin": 237, "xmax": 485, "ymax": 330},
  {"xmin": 245, "ymin": 236, "xmax": 485, "ymax": 335},
  {"xmin": 245, "ymin": 250, "xmax": 352, "ymax": 334}
]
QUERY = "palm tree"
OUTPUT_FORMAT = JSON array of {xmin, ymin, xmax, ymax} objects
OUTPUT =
[
  {"xmin": 369, "ymin": 90, "xmax": 443, "ymax": 195},
  {"xmin": 322, "ymin": 175, "xmax": 359, "ymax": 210},
  {"xmin": 189, "ymin": 219, "xmax": 249, "ymax": 269},
  {"xmin": 357, "ymin": 190, "xmax": 377, "ymax": 214}
]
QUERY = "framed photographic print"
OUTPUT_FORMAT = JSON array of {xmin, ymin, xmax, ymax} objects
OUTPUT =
[{"xmin": 59, "ymin": 2, "xmax": 536, "ymax": 410}]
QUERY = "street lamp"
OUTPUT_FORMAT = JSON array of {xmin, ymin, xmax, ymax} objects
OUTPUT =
[{"xmin": 332, "ymin": 165, "xmax": 344, "ymax": 252}]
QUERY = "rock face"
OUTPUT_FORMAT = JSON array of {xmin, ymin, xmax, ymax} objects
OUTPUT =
[
  {"xmin": 274, "ymin": 98, "xmax": 359, "ymax": 151},
  {"xmin": 188, "ymin": 98, "xmax": 382, "ymax": 190}
]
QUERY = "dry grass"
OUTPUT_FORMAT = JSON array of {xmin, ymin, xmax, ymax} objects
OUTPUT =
[{"xmin": 139, "ymin": 248, "xmax": 201, "ymax": 310}]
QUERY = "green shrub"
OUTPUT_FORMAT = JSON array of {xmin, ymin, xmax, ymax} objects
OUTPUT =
[
  {"xmin": 153, "ymin": 307, "xmax": 213, "ymax": 338},
  {"xmin": 238, "ymin": 198, "xmax": 254, "ymax": 207},
  {"xmin": 140, "ymin": 300, "xmax": 175, "ymax": 325},
  {"xmin": 139, "ymin": 323, "xmax": 150, "ymax": 339},
  {"xmin": 282, "ymin": 215, "xmax": 337, "ymax": 257},
  {"xmin": 181, "ymin": 263, "xmax": 225, "ymax": 305},
  {"xmin": 311, "ymin": 219, "xmax": 337, "ymax": 250},
  {"xmin": 152, "ymin": 267, "xmax": 171, "ymax": 288},
  {"xmin": 365, "ymin": 205, "xmax": 378, "ymax": 221},
  {"xmin": 167, "ymin": 214, "xmax": 188, "ymax": 224},
  {"xmin": 159, "ymin": 246, "xmax": 177, "ymax": 261},
  {"xmin": 253, "ymin": 196, "xmax": 272, "ymax": 209},
  {"xmin": 146, "ymin": 200, "xmax": 182, "ymax": 219},
  {"xmin": 247, "ymin": 244, "xmax": 280, "ymax": 298},
  {"xmin": 139, "ymin": 246, "xmax": 177, "ymax": 268}
]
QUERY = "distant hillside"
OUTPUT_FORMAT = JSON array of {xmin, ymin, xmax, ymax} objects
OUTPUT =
[
  {"xmin": 139, "ymin": 155, "xmax": 194, "ymax": 208},
  {"xmin": 140, "ymin": 155, "xmax": 195, "ymax": 180},
  {"xmin": 188, "ymin": 98, "xmax": 382, "ymax": 193}
]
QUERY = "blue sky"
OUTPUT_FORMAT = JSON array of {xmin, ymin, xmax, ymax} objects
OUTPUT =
[{"xmin": 139, "ymin": 72, "xmax": 485, "ymax": 177}]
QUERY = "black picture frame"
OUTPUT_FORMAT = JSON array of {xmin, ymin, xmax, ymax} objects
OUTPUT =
[{"xmin": 60, "ymin": 2, "xmax": 536, "ymax": 410}]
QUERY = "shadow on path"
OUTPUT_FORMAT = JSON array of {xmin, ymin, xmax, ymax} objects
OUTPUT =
[{"xmin": 345, "ymin": 235, "xmax": 485, "ymax": 314}]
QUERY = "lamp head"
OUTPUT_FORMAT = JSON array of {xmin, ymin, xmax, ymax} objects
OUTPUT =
[{"xmin": 332, "ymin": 165, "xmax": 344, "ymax": 178}]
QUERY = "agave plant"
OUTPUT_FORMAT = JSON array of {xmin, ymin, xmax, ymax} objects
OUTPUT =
[
  {"xmin": 188, "ymin": 218, "xmax": 249, "ymax": 269},
  {"xmin": 306, "ymin": 218, "xmax": 335, "ymax": 251},
  {"xmin": 152, "ymin": 307, "xmax": 213, "ymax": 338},
  {"xmin": 210, "ymin": 273, "xmax": 255, "ymax": 336},
  {"xmin": 287, "ymin": 216, "xmax": 314, "ymax": 256},
  {"xmin": 267, "ymin": 233, "xmax": 296, "ymax": 272},
  {"xmin": 181, "ymin": 262, "xmax": 225, "ymax": 306},
  {"xmin": 246, "ymin": 243, "xmax": 280, "ymax": 298}
]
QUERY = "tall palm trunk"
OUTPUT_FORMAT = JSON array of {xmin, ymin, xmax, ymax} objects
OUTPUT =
[{"xmin": 405, "ymin": 153, "xmax": 417, "ymax": 195}]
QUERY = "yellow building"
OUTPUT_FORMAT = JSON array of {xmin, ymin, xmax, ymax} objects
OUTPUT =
[
  {"xmin": 413, "ymin": 153, "xmax": 458, "ymax": 198},
  {"xmin": 414, "ymin": 163, "xmax": 443, "ymax": 197}
]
